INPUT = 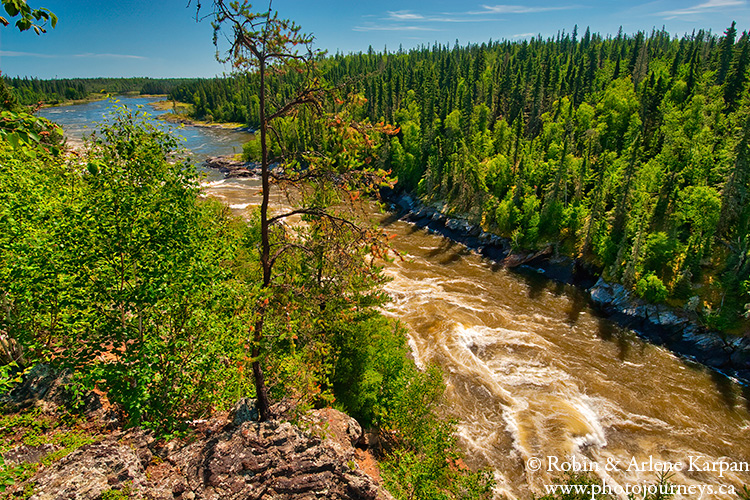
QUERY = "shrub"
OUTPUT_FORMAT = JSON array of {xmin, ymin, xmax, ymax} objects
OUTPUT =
[
  {"xmin": 0, "ymin": 107, "xmax": 256, "ymax": 432},
  {"xmin": 635, "ymin": 273, "xmax": 669, "ymax": 303}
]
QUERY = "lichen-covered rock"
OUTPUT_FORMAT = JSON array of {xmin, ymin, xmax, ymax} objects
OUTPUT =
[
  {"xmin": 30, "ymin": 440, "xmax": 148, "ymax": 500},
  {"xmin": 25, "ymin": 407, "xmax": 385, "ymax": 500},
  {"xmin": 3, "ymin": 444, "xmax": 56, "ymax": 466},
  {"xmin": 231, "ymin": 397, "xmax": 259, "ymax": 425}
]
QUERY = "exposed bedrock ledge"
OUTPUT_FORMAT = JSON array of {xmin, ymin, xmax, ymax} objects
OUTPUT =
[
  {"xmin": 25, "ymin": 404, "xmax": 390, "ymax": 500},
  {"xmin": 2, "ymin": 368, "xmax": 392, "ymax": 500},
  {"xmin": 382, "ymin": 188, "xmax": 750, "ymax": 385}
]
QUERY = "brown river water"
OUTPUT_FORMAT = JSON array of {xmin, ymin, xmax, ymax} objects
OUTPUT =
[{"xmin": 203, "ymin": 173, "xmax": 750, "ymax": 500}]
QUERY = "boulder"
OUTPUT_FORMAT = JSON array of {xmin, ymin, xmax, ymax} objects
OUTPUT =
[
  {"xmin": 30, "ymin": 440, "xmax": 148, "ymax": 500},
  {"xmin": 203, "ymin": 156, "xmax": 259, "ymax": 178}
]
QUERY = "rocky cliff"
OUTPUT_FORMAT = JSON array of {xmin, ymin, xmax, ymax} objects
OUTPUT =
[{"xmin": 1, "ymin": 366, "xmax": 392, "ymax": 500}]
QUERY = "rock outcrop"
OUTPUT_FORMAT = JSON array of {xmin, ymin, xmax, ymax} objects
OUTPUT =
[
  {"xmin": 3, "ymin": 372, "xmax": 390, "ymax": 500},
  {"xmin": 204, "ymin": 156, "xmax": 260, "ymax": 178},
  {"xmin": 589, "ymin": 277, "xmax": 750, "ymax": 381},
  {"xmin": 19, "ymin": 405, "xmax": 390, "ymax": 500}
]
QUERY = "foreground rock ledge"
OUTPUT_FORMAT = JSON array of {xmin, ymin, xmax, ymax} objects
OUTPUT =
[{"xmin": 26, "ymin": 406, "xmax": 390, "ymax": 500}]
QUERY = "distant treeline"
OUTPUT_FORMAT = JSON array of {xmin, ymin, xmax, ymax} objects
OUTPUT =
[
  {"xmin": 169, "ymin": 23, "xmax": 750, "ymax": 330},
  {"xmin": 3, "ymin": 77, "xmax": 200, "ymax": 105}
]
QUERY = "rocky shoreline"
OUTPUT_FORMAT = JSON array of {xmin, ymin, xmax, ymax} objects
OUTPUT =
[
  {"xmin": 204, "ymin": 155, "xmax": 260, "ymax": 178},
  {"xmin": 160, "ymin": 113, "xmax": 255, "ymax": 134},
  {"xmin": 382, "ymin": 189, "xmax": 750, "ymax": 385}
]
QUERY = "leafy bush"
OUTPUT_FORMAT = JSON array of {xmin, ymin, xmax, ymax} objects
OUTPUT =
[
  {"xmin": 635, "ymin": 273, "xmax": 669, "ymax": 303},
  {"xmin": 0, "ymin": 107, "xmax": 256, "ymax": 431}
]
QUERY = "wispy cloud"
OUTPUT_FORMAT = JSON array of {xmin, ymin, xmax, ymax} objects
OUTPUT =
[
  {"xmin": 383, "ymin": 10, "xmax": 501, "ymax": 23},
  {"xmin": 659, "ymin": 0, "xmax": 746, "ymax": 18},
  {"xmin": 0, "ymin": 51, "xmax": 56, "ymax": 58},
  {"xmin": 472, "ymin": 4, "xmax": 581, "ymax": 14},
  {"xmin": 512, "ymin": 32, "xmax": 538, "ymax": 38},
  {"xmin": 387, "ymin": 10, "xmax": 425, "ymax": 21},
  {"xmin": 73, "ymin": 53, "xmax": 147, "ymax": 60},
  {"xmin": 353, "ymin": 24, "xmax": 440, "ymax": 32},
  {"xmin": 1, "ymin": 51, "xmax": 146, "ymax": 60}
]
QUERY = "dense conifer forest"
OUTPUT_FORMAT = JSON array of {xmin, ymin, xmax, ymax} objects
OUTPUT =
[
  {"xmin": 169, "ymin": 23, "xmax": 750, "ymax": 332},
  {"xmin": 3, "ymin": 77, "xmax": 198, "ymax": 105}
]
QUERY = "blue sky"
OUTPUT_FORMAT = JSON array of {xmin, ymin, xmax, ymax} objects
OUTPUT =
[{"xmin": 1, "ymin": 0, "xmax": 748, "ymax": 78}]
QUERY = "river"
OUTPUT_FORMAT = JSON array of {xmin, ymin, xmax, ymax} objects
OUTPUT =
[{"xmin": 41, "ymin": 98, "xmax": 750, "ymax": 499}]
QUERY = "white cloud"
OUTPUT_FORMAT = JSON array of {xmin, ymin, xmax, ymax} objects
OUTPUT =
[
  {"xmin": 387, "ymin": 10, "xmax": 425, "ymax": 20},
  {"xmin": 512, "ymin": 32, "xmax": 538, "ymax": 38},
  {"xmin": 0, "ymin": 51, "xmax": 56, "ymax": 58},
  {"xmin": 659, "ymin": 0, "xmax": 746, "ymax": 17},
  {"xmin": 383, "ymin": 9, "xmax": 501, "ymax": 23},
  {"xmin": 473, "ymin": 4, "xmax": 580, "ymax": 14},
  {"xmin": 353, "ymin": 25, "xmax": 440, "ymax": 32},
  {"xmin": 73, "ymin": 53, "xmax": 146, "ymax": 60}
]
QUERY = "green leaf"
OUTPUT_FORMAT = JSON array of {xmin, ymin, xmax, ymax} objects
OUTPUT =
[
  {"xmin": 6, "ymin": 131, "xmax": 20, "ymax": 149},
  {"xmin": 4, "ymin": 2, "xmax": 19, "ymax": 16},
  {"xmin": 15, "ymin": 17, "xmax": 30, "ymax": 31}
]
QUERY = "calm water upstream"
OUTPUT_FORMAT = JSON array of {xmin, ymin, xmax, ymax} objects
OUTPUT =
[
  {"xmin": 38, "ymin": 96, "xmax": 253, "ymax": 163},
  {"xmin": 43, "ymin": 99, "xmax": 750, "ymax": 499}
]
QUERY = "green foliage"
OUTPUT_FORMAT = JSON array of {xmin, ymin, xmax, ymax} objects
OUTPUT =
[
  {"xmin": 376, "ymin": 358, "xmax": 495, "ymax": 500},
  {"xmin": 641, "ymin": 232, "xmax": 678, "ymax": 274},
  {"xmin": 0, "ymin": 106, "xmax": 256, "ymax": 432},
  {"xmin": 0, "ymin": 0, "xmax": 56, "ymax": 35},
  {"xmin": 635, "ymin": 273, "xmax": 669, "ymax": 303},
  {"xmin": 242, "ymin": 135, "xmax": 261, "ymax": 162},
  {"xmin": 100, "ymin": 487, "xmax": 131, "ymax": 500},
  {"xmin": 0, "ymin": 108, "xmax": 63, "ymax": 156},
  {"xmin": 0, "ymin": 362, "xmax": 30, "ymax": 395}
]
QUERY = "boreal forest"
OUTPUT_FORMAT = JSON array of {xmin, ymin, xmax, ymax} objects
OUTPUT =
[
  {"xmin": 4, "ymin": 77, "xmax": 197, "ymax": 104},
  {"xmin": 161, "ymin": 23, "xmax": 750, "ymax": 333},
  {"xmin": 3, "ymin": 0, "xmax": 750, "ymax": 495}
]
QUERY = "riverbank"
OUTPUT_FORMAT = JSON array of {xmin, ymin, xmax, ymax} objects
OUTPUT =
[
  {"xmin": 40, "ymin": 93, "xmax": 108, "ymax": 108},
  {"xmin": 381, "ymin": 188, "xmax": 750, "ymax": 385},
  {"xmin": 150, "ymin": 100, "xmax": 254, "ymax": 133},
  {"xmin": 40, "ymin": 92, "xmax": 169, "ymax": 109}
]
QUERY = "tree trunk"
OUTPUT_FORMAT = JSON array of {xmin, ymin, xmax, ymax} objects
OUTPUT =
[{"xmin": 253, "ymin": 55, "xmax": 272, "ymax": 422}]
